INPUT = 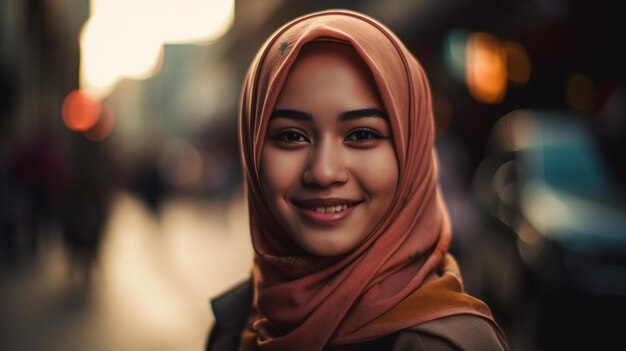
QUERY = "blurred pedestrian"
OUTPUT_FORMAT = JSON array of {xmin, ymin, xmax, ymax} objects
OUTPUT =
[{"xmin": 59, "ymin": 136, "xmax": 112, "ymax": 297}]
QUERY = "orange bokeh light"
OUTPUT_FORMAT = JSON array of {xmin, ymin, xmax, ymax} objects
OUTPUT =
[
  {"xmin": 62, "ymin": 89, "xmax": 102, "ymax": 131},
  {"xmin": 466, "ymin": 32, "xmax": 507, "ymax": 104},
  {"xmin": 504, "ymin": 41, "xmax": 531, "ymax": 86},
  {"xmin": 84, "ymin": 102, "xmax": 115, "ymax": 141}
]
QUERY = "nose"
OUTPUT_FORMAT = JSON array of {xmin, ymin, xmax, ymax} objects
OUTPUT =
[{"xmin": 302, "ymin": 140, "xmax": 349, "ymax": 187}]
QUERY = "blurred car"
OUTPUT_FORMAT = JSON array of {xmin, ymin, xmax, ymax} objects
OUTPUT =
[{"xmin": 471, "ymin": 109, "xmax": 626, "ymax": 350}]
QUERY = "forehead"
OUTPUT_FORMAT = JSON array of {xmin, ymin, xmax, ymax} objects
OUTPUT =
[
  {"xmin": 274, "ymin": 41, "xmax": 384, "ymax": 111},
  {"xmin": 288, "ymin": 41, "xmax": 373, "ymax": 84}
]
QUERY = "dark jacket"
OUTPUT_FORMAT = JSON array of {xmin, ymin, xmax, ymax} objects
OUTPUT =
[{"xmin": 206, "ymin": 280, "xmax": 509, "ymax": 351}]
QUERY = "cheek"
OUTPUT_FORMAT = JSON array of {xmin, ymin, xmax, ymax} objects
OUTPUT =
[
  {"xmin": 260, "ymin": 147, "xmax": 306, "ymax": 199},
  {"xmin": 351, "ymin": 146, "xmax": 398, "ymax": 196}
]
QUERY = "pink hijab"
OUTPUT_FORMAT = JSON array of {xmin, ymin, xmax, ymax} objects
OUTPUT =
[{"xmin": 239, "ymin": 9, "xmax": 492, "ymax": 350}]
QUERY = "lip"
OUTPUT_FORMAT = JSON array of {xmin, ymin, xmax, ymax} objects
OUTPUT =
[
  {"xmin": 291, "ymin": 197, "xmax": 361, "ymax": 224},
  {"xmin": 292, "ymin": 197, "xmax": 360, "ymax": 207}
]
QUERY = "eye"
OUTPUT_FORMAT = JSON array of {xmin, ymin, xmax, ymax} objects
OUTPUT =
[
  {"xmin": 345, "ymin": 128, "xmax": 382, "ymax": 142},
  {"xmin": 269, "ymin": 129, "xmax": 308, "ymax": 143}
]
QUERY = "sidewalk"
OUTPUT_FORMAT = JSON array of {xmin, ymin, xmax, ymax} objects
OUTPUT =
[{"xmin": 0, "ymin": 190, "xmax": 253, "ymax": 351}]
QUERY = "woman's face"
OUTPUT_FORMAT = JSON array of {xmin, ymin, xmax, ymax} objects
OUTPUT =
[{"xmin": 260, "ymin": 43, "xmax": 398, "ymax": 256}]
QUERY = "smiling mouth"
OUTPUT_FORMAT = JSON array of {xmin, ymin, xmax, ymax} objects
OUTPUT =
[
  {"xmin": 291, "ymin": 199, "xmax": 360, "ymax": 222},
  {"xmin": 309, "ymin": 203, "xmax": 350, "ymax": 214}
]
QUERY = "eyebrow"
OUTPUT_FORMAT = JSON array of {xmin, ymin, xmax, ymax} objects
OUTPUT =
[
  {"xmin": 270, "ymin": 108, "xmax": 388, "ymax": 121},
  {"xmin": 270, "ymin": 109, "xmax": 312, "ymax": 121},
  {"xmin": 339, "ymin": 108, "xmax": 388, "ymax": 121}
]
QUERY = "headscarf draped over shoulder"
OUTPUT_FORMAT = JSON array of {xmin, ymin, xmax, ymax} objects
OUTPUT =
[{"xmin": 239, "ymin": 9, "xmax": 498, "ymax": 351}]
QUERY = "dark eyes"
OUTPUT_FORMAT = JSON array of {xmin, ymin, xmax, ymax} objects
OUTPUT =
[
  {"xmin": 270, "ymin": 130, "xmax": 307, "ymax": 143},
  {"xmin": 268, "ymin": 128, "xmax": 384, "ymax": 146},
  {"xmin": 345, "ymin": 128, "xmax": 382, "ymax": 142}
]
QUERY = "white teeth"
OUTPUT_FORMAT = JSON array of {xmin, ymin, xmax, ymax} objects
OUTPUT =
[{"xmin": 312, "ymin": 204, "xmax": 350, "ymax": 214}]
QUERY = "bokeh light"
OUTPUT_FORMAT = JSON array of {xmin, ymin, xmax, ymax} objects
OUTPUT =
[
  {"xmin": 62, "ymin": 89, "xmax": 102, "ymax": 132},
  {"xmin": 466, "ymin": 32, "xmax": 507, "ymax": 104},
  {"xmin": 80, "ymin": 16, "xmax": 164, "ymax": 98},
  {"xmin": 443, "ymin": 29, "xmax": 469, "ymax": 83},
  {"xmin": 84, "ymin": 102, "xmax": 115, "ymax": 142},
  {"xmin": 444, "ymin": 31, "xmax": 531, "ymax": 103},
  {"xmin": 80, "ymin": 0, "xmax": 235, "ymax": 98},
  {"xmin": 504, "ymin": 41, "xmax": 531, "ymax": 86}
]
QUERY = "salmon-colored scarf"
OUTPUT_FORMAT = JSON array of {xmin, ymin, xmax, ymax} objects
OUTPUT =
[{"xmin": 239, "ymin": 9, "xmax": 496, "ymax": 351}]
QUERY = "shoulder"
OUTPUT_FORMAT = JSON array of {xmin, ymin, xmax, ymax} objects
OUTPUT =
[
  {"xmin": 358, "ymin": 314, "xmax": 509, "ymax": 351},
  {"xmin": 206, "ymin": 279, "xmax": 253, "ymax": 351},
  {"xmin": 400, "ymin": 314, "xmax": 509, "ymax": 351},
  {"xmin": 210, "ymin": 278, "xmax": 253, "ymax": 321}
]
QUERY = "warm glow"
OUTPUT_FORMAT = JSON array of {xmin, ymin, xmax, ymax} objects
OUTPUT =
[
  {"xmin": 466, "ymin": 32, "xmax": 507, "ymax": 104},
  {"xmin": 84, "ymin": 102, "xmax": 116, "ymax": 141},
  {"xmin": 62, "ymin": 89, "xmax": 102, "ymax": 131},
  {"xmin": 80, "ymin": 0, "xmax": 235, "ymax": 98},
  {"xmin": 80, "ymin": 16, "xmax": 164, "ymax": 98},
  {"xmin": 504, "ymin": 41, "xmax": 531, "ymax": 85},
  {"xmin": 491, "ymin": 110, "xmax": 540, "ymax": 152}
]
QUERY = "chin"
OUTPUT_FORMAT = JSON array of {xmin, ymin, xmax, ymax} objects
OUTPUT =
[{"xmin": 298, "ymin": 236, "xmax": 356, "ymax": 257}]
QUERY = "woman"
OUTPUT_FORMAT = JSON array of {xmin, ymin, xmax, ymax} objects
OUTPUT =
[{"xmin": 207, "ymin": 9, "xmax": 509, "ymax": 351}]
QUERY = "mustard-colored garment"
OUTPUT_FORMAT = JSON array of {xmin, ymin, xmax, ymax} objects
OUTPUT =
[{"xmin": 239, "ymin": 256, "xmax": 507, "ymax": 350}]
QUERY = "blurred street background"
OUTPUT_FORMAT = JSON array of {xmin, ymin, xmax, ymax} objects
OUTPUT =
[{"xmin": 1, "ymin": 0, "xmax": 624, "ymax": 350}]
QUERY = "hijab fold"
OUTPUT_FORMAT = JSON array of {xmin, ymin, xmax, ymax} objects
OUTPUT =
[{"xmin": 239, "ymin": 9, "xmax": 496, "ymax": 351}]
